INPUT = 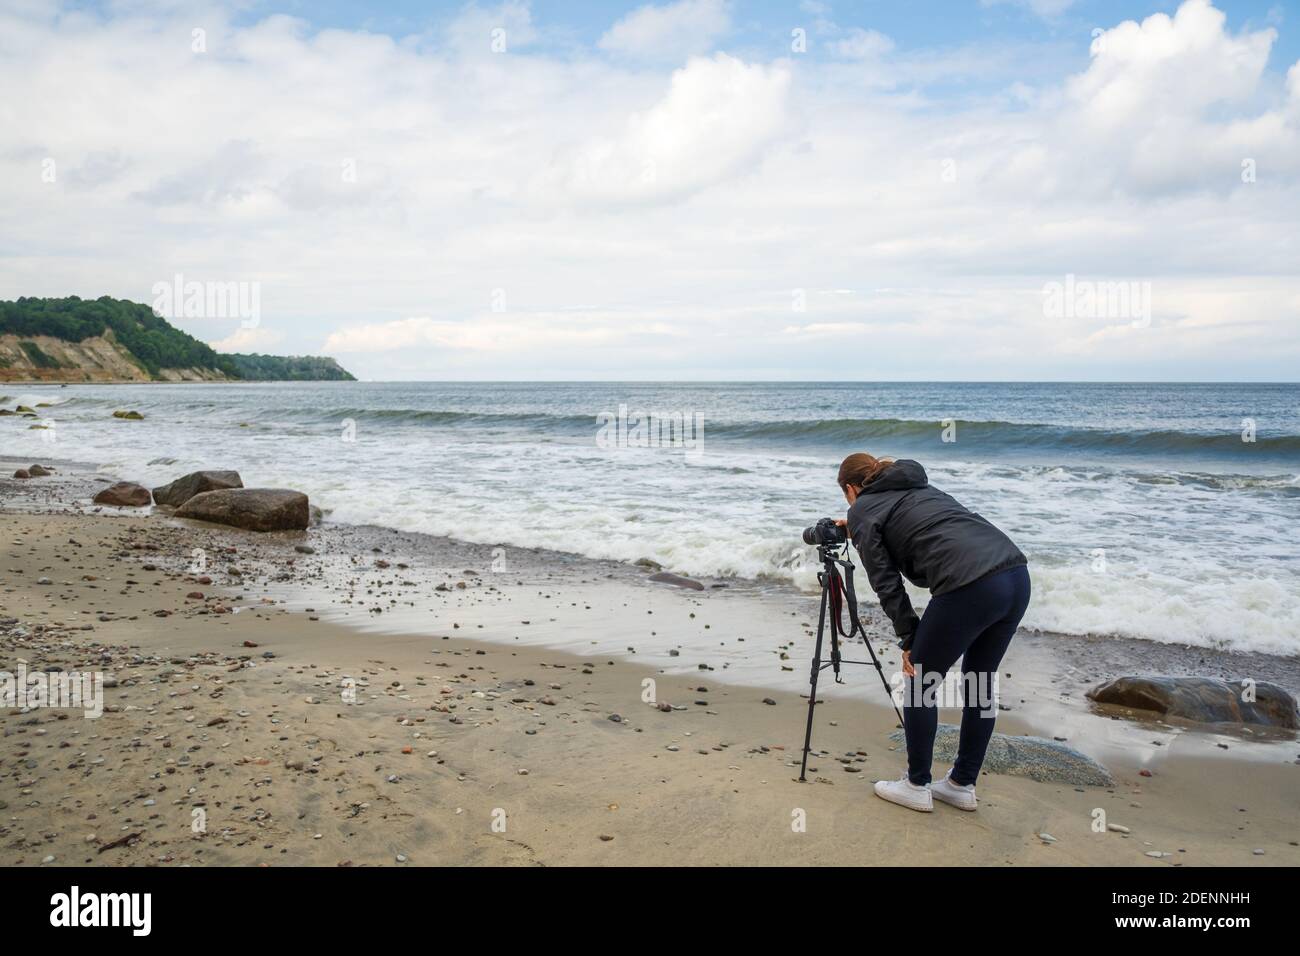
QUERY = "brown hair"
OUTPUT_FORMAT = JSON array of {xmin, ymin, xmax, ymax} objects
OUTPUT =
[{"xmin": 837, "ymin": 452, "xmax": 895, "ymax": 493}]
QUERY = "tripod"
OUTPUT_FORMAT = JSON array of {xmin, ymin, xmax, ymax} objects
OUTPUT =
[{"xmin": 798, "ymin": 541, "xmax": 905, "ymax": 782}]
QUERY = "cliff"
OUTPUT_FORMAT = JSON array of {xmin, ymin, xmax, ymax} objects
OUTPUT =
[{"xmin": 0, "ymin": 296, "xmax": 355, "ymax": 383}]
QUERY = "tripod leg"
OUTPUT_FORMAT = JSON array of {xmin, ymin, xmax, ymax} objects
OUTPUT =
[
  {"xmin": 799, "ymin": 577, "xmax": 831, "ymax": 782},
  {"xmin": 860, "ymin": 632, "xmax": 904, "ymax": 728}
]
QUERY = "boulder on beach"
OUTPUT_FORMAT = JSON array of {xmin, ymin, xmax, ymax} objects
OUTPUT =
[
  {"xmin": 92, "ymin": 481, "xmax": 153, "ymax": 507},
  {"xmin": 889, "ymin": 726, "xmax": 1114, "ymax": 787},
  {"xmin": 152, "ymin": 470, "xmax": 243, "ymax": 507},
  {"xmin": 15, "ymin": 405, "xmax": 35, "ymax": 414},
  {"xmin": 12, "ymin": 469, "xmax": 30, "ymax": 479},
  {"xmin": 28, "ymin": 464, "xmax": 53, "ymax": 476},
  {"xmin": 175, "ymin": 488, "xmax": 310, "ymax": 532},
  {"xmin": 648, "ymin": 571, "xmax": 705, "ymax": 591},
  {"xmin": 1087, "ymin": 675, "xmax": 1299, "ymax": 730},
  {"xmin": 112, "ymin": 410, "xmax": 144, "ymax": 420}
]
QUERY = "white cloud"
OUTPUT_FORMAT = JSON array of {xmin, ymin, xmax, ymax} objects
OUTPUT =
[
  {"xmin": 443, "ymin": 1, "xmax": 538, "ymax": 55},
  {"xmin": 831, "ymin": 28, "xmax": 894, "ymax": 59},
  {"xmin": 1039, "ymin": 0, "xmax": 1300, "ymax": 195},
  {"xmin": 1071, "ymin": 0, "xmax": 1275, "ymax": 125},
  {"xmin": 598, "ymin": 0, "xmax": 731, "ymax": 60},
  {"xmin": 209, "ymin": 326, "xmax": 285, "ymax": 353},
  {"xmin": 0, "ymin": 0, "xmax": 1296, "ymax": 380},
  {"xmin": 530, "ymin": 53, "xmax": 791, "ymax": 204}
]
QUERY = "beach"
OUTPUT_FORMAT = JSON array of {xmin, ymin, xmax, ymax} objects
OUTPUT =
[{"xmin": 2, "ymin": 459, "xmax": 1297, "ymax": 867}]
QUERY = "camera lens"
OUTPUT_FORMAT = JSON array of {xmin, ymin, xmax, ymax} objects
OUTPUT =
[{"xmin": 802, "ymin": 518, "xmax": 844, "ymax": 547}]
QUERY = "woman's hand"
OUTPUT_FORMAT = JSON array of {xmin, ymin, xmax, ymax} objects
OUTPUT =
[{"xmin": 901, "ymin": 650, "xmax": 915, "ymax": 678}]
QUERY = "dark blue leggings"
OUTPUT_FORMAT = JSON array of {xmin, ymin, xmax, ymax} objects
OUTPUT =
[{"xmin": 903, "ymin": 564, "xmax": 1030, "ymax": 786}]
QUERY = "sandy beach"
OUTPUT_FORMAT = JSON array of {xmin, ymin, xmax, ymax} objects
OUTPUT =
[{"xmin": 2, "ymin": 457, "xmax": 1297, "ymax": 867}]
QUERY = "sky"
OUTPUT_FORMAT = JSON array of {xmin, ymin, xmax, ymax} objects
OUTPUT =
[{"xmin": 1, "ymin": 0, "xmax": 1298, "ymax": 381}]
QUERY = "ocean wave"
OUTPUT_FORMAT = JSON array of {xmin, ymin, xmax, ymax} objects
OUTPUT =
[
  {"xmin": 273, "ymin": 408, "xmax": 1300, "ymax": 460},
  {"xmin": 714, "ymin": 417, "xmax": 1300, "ymax": 456},
  {"xmin": 6, "ymin": 382, "xmax": 1298, "ymax": 657},
  {"xmin": 318, "ymin": 407, "xmax": 593, "ymax": 430}
]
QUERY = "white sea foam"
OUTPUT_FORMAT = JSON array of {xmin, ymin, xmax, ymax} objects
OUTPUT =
[{"xmin": 8, "ymin": 381, "xmax": 1298, "ymax": 658}]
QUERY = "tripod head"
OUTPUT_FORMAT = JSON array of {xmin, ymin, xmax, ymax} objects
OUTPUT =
[{"xmin": 816, "ymin": 540, "xmax": 848, "ymax": 566}]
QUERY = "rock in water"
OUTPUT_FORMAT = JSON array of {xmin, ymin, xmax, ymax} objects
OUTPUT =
[
  {"xmin": 12, "ymin": 469, "xmax": 30, "ymax": 479},
  {"xmin": 152, "ymin": 470, "xmax": 244, "ymax": 507},
  {"xmin": 176, "ymin": 488, "xmax": 310, "ymax": 532},
  {"xmin": 648, "ymin": 571, "xmax": 706, "ymax": 591},
  {"xmin": 112, "ymin": 409, "xmax": 144, "ymax": 420},
  {"xmin": 28, "ymin": 464, "xmax": 53, "ymax": 476},
  {"xmin": 888, "ymin": 726, "xmax": 1114, "ymax": 787},
  {"xmin": 1087, "ymin": 676, "xmax": 1299, "ymax": 730},
  {"xmin": 92, "ymin": 482, "xmax": 153, "ymax": 507}
]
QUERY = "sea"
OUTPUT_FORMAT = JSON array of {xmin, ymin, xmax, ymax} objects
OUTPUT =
[{"xmin": 6, "ymin": 381, "xmax": 1298, "ymax": 657}]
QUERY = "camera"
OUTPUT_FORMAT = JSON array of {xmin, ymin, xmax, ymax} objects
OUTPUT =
[{"xmin": 802, "ymin": 516, "xmax": 846, "ymax": 547}]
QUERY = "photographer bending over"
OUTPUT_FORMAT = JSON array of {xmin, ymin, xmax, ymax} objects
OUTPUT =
[{"xmin": 837, "ymin": 453, "xmax": 1030, "ymax": 812}]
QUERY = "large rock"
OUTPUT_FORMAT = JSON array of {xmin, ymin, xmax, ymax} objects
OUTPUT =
[
  {"xmin": 175, "ymin": 488, "xmax": 309, "ymax": 532},
  {"xmin": 112, "ymin": 409, "xmax": 144, "ymax": 420},
  {"xmin": 648, "ymin": 571, "xmax": 705, "ymax": 591},
  {"xmin": 888, "ymin": 726, "xmax": 1114, "ymax": 787},
  {"xmin": 93, "ymin": 482, "xmax": 153, "ymax": 507},
  {"xmin": 28, "ymin": 464, "xmax": 53, "ymax": 476},
  {"xmin": 152, "ymin": 470, "xmax": 243, "ymax": 507},
  {"xmin": 1087, "ymin": 675, "xmax": 1298, "ymax": 730}
]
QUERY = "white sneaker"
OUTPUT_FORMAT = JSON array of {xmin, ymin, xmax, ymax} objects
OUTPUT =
[
  {"xmin": 873, "ymin": 772, "xmax": 933, "ymax": 812},
  {"xmin": 932, "ymin": 771, "xmax": 977, "ymax": 811}
]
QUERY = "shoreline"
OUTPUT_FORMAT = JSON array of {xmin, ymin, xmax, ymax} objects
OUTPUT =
[
  {"xmin": 2, "ymin": 456, "xmax": 1298, "ymax": 865},
  {"xmin": 7, "ymin": 380, "xmax": 1300, "ymax": 662}
]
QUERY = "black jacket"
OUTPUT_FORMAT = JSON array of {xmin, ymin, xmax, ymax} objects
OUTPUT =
[{"xmin": 845, "ymin": 459, "xmax": 1026, "ymax": 651}]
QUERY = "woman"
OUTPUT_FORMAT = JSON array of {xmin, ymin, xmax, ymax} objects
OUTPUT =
[{"xmin": 837, "ymin": 453, "xmax": 1030, "ymax": 812}]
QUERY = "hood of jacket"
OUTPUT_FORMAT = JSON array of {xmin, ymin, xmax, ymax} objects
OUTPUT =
[{"xmin": 860, "ymin": 458, "xmax": 928, "ymax": 494}]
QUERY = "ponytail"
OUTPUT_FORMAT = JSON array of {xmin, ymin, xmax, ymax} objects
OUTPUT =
[{"xmin": 837, "ymin": 452, "xmax": 895, "ymax": 493}]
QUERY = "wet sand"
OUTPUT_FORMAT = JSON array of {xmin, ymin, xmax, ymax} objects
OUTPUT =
[{"xmin": 2, "ymin": 459, "xmax": 1298, "ymax": 866}]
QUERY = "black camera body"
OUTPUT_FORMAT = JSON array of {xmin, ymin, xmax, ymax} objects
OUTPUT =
[{"xmin": 802, "ymin": 516, "xmax": 846, "ymax": 548}]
